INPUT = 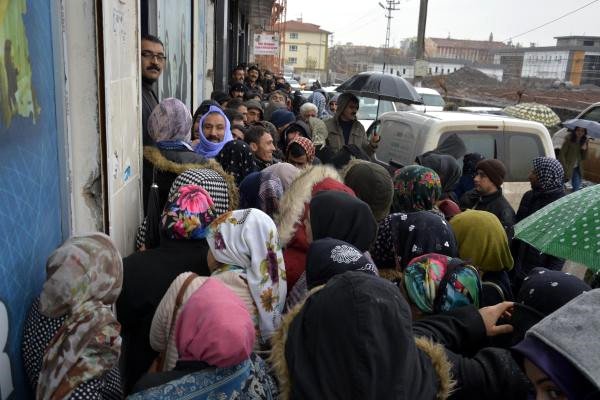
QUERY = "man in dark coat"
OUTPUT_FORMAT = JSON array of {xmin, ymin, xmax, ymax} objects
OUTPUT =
[
  {"xmin": 459, "ymin": 159, "xmax": 515, "ymax": 239},
  {"xmin": 511, "ymin": 157, "xmax": 566, "ymax": 291},
  {"xmin": 140, "ymin": 35, "xmax": 165, "ymax": 145}
]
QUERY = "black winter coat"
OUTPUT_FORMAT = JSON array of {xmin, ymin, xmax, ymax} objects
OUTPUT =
[
  {"xmin": 510, "ymin": 187, "xmax": 566, "ymax": 291},
  {"xmin": 116, "ymin": 237, "xmax": 210, "ymax": 394},
  {"xmin": 459, "ymin": 188, "xmax": 516, "ymax": 239},
  {"xmin": 414, "ymin": 306, "xmax": 531, "ymax": 400}
]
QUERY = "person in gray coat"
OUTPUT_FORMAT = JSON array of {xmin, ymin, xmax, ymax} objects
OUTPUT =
[{"xmin": 324, "ymin": 93, "xmax": 380, "ymax": 157}]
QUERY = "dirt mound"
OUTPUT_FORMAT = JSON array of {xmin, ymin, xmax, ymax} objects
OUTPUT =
[{"xmin": 445, "ymin": 67, "xmax": 500, "ymax": 88}]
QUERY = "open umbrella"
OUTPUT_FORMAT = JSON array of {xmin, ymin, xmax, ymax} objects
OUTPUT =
[
  {"xmin": 336, "ymin": 71, "xmax": 423, "ymax": 104},
  {"xmin": 562, "ymin": 118, "xmax": 600, "ymax": 139},
  {"xmin": 514, "ymin": 184, "xmax": 600, "ymax": 271},
  {"xmin": 504, "ymin": 102, "xmax": 561, "ymax": 127}
]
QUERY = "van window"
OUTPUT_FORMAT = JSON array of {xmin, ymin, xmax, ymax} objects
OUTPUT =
[
  {"xmin": 375, "ymin": 120, "xmax": 418, "ymax": 166},
  {"xmin": 356, "ymin": 97, "xmax": 395, "ymax": 121},
  {"xmin": 580, "ymin": 106, "xmax": 600, "ymax": 122},
  {"xmin": 506, "ymin": 134, "xmax": 544, "ymax": 181},
  {"xmin": 439, "ymin": 131, "xmax": 497, "ymax": 160}
]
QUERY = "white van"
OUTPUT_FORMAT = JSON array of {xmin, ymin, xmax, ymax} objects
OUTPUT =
[
  {"xmin": 368, "ymin": 111, "xmax": 555, "ymax": 209},
  {"xmin": 412, "ymin": 87, "xmax": 445, "ymax": 112}
]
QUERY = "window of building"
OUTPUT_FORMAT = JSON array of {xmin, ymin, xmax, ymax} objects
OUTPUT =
[
  {"xmin": 435, "ymin": 66, "xmax": 438, "ymax": 73},
  {"xmin": 403, "ymin": 68, "xmax": 406, "ymax": 74},
  {"xmin": 287, "ymin": 57, "xmax": 297, "ymax": 64},
  {"xmin": 583, "ymin": 40, "xmax": 594, "ymax": 46},
  {"xmin": 289, "ymin": 45, "xmax": 298, "ymax": 52},
  {"xmin": 289, "ymin": 32, "xmax": 298, "ymax": 39}
]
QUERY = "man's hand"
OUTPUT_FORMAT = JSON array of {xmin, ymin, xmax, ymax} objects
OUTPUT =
[
  {"xmin": 478, "ymin": 301, "xmax": 514, "ymax": 336},
  {"xmin": 370, "ymin": 132, "xmax": 380, "ymax": 146}
]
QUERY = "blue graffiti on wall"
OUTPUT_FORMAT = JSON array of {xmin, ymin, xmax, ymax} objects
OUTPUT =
[{"xmin": 0, "ymin": 1, "xmax": 63, "ymax": 398}]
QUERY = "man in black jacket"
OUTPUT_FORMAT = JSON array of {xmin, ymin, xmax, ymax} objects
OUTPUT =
[
  {"xmin": 459, "ymin": 159, "xmax": 515, "ymax": 239},
  {"xmin": 141, "ymin": 34, "xmax": 165, "ymax": 145}
]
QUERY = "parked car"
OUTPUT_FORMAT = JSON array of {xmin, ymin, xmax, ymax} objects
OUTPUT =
[
  {"xmin": 552, "ymin": 102, "xmax": 600, "ymax": 183},
  {"xmin": 411, "ymin": 87, "xmax": 446, "ymax": 112},
  {"xmin": 356, "ymin": 96, "xmax": 401, "ymax": 130},
  {"xmin": 367, "ymin": 111, "xmax": 555, "ymax": 209}
]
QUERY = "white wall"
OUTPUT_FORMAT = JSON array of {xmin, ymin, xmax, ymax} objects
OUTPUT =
[{"xmin": 522, "ymin": 50, "xmax": 570, "ymax": 80}]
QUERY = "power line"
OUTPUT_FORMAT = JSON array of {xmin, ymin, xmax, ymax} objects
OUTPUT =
[{"xmin": 502, "ymin": 0, "xmax": 600, "ymax": 42}]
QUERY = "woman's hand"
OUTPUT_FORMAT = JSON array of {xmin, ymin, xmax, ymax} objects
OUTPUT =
[{"xmin": 478, "ymin": 301, "xmax": 514, "ymax": 336}]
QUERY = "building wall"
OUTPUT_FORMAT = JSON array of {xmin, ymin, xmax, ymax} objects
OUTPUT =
[
  {"xmin": 0, "ymin": 1, "xmax": 65, "ymax": 397},
  {"xmin": 521, "ymin": 50, "xmax": 570, "ymax": 80},
  {"xmin": 283, "ymin": 30, "xmax": 328, "ymax": 73}
]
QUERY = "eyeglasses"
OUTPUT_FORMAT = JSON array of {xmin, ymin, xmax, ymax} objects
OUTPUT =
[{"xmin": 141, "ymin": 51, "xmax": 167, "ymax": 62}]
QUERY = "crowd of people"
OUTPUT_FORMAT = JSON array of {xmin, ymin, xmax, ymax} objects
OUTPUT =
[{"xmin": 20, "ymin": 34, "xmax": 600, "ymax": 399}]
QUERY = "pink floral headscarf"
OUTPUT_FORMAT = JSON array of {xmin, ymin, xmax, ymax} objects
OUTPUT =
[
  {"xmin": 37, "ymin": 233, "xmax": 122, "ymax": 400},
  {"xmin": 206, "ymin": 209, "xmax": 287, "ymax": 344},
  {"xmin": 161, "ymin": 184, "xmax": 218, "ymax": 240}
]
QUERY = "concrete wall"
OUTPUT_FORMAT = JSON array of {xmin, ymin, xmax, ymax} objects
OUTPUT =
[{"xmin": 522, "ymin": 50, "xmax": 570, "ymax": 80}]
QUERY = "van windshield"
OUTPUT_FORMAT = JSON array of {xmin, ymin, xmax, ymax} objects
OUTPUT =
[
  {"xmin": 356, "ymin": 97, "xmax": 396, "ymax": 120},
  {"xmin": 420, "ymin": 93, "xmax": 446, "ymax": 107}
]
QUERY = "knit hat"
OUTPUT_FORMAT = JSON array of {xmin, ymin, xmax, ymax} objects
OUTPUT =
[
  {"xmin": 270, "ymin": 109, "xmax": 296, "ymax": 129},
  {"xmin": 476, "ymin": 159, "xmax": 506, "ymax": 188},
  {"xmin": 244, "ymin": 99, "xmax": 264, "ymax": 113},
  {"xmin": 343, "ymin": 160, "xmax": 393, "ymax": 222}
]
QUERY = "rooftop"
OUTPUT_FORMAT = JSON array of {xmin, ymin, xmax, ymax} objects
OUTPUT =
[
  {"xmin": 274, "ymin": 19, "xmax": 331, "ymax": 34},
  {"xmin": 429, "ymin": 37, "xmax": 509, "ymax": 50}
]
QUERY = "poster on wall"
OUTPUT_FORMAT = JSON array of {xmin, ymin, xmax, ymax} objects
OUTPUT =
[
  {"xmin": 254, "ymin": 32, "xmax": 280, "ymax": 56},
  {"xmin": 0, "ymin": 1, "xmax": 64, "ymax": 397},
  {"xmin": 157, "ymin": 0, "xmax": 192, "ymax": 107}
]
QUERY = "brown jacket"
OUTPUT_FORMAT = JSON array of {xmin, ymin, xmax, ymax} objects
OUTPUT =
[{"xmin": 324, "ymin": 116, "xmax": 376, "ymax": 156}]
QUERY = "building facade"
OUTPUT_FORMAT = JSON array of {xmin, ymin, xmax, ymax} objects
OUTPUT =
[
  {"xmin": 275, "ymin": 19, "xmax": 330, "ymax": 82},
  {"xmin": 427, "ymin": 37, "xmax": 508, "ymax": 64}
]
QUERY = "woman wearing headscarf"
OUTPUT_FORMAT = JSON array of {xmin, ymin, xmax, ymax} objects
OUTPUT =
[
  {"xmin": 206, "ymin": 209, "xmax": 287, "ymax": 347},
  {"xmin": 390, "ymin": 165, "xmax": 444, "ymax": 216},
  {"xmin": 512, "ymin": 290, "xmax": 600, "ymax": 400},
  {"xmin": 22, "ymin": 233, "xmax": 123, "ymax": 400},
  {"xmin": 194, "ymin": 105, "xmax": 234, "ymax": 159},
  {"xmin": 143, "ymin": 98, "xmax": 209, "ymax": 214},
  {"xmin": 286, "ymin": 136, "xmax": 317, "ymax": 169},
  {"xmin": 130, "ymin": 279, "xmax": 278, "ymax": 399},
  {"xmin": 450, "ymin": 209, "xmax": 514, "ymax": 305},
  {"xmin": 119, "ymin": 183, "xmax": 220, "ymax": 392},
  {"xmin": 511, "ymin": 157, "xmax": 566, "ymax": 291},
  {"xmin": 416, "ymin": 152, "xmax": 462, "ymax": 202},
  {"xmin": 270, "ymin": 272, "xmax": 454, "ymax": 400},
  {"xmin": 275, "ymin": 166, "xmax": 349, "ymax": 292},
  {"xmin": 216, "ymin": 139, "xmax": 257, "ymax": 185}
]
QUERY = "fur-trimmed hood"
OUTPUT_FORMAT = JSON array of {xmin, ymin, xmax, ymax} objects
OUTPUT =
[
  {"xmin": 270, "ymin": 276, "xmax": 455, "ymax": 400},
  {"xmin": 144, "ymin": 146, "xmax": 239, "ymax": 210},
  {"xmin": 275, "ymin": 165, "xmax": 342, "ymax": 247}
]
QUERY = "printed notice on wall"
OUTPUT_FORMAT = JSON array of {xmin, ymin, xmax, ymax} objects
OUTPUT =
[{"xmin": 253, "ymin": 33, "xmax": 279, "ymax": 56}]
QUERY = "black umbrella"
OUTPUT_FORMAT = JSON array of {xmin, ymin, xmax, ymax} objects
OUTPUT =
[{"xmin": 336, "ymin": 71, "xmax": 423, "ymax": 104}]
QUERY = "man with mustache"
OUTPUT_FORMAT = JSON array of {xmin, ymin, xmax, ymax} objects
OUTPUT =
[
  {"xmin": 324, "ymin": 92, "xmax": 379, "ymax": 157},
  {"xmin": 141, "ymin": 34, "xmax": 166, "ymax": 145}
]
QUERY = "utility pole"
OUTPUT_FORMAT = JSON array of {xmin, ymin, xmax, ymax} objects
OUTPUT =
[
  {"xmin": 379, "ymin": 1, "xmax": 401, "ymax": 73},
  {"xmin": 413, "ymin": 0, "xmax": 429, "ymax": 87}
]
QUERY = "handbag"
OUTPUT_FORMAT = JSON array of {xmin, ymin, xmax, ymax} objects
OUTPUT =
[{"xmin": 148, "ymin": 273, "xmax": 199, "ymax": 372}]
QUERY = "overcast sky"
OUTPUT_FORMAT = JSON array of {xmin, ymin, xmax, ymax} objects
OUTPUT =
[{"xmin": 285, "ymin": 0, "xmax": 600, "ymax": 47}]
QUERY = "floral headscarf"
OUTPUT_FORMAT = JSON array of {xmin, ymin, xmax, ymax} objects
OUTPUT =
[
  {"xmin": 148, "ymin": 98, "xmax": 193, "ymax": 144},
  {"xmin": 37, "ymin": 233, "xmax": 122, "ymax": 400},
  {"xmin": 287, "ymin": 136, "xmax": 316, "ymax": 163},
  {"xmin": 161, "ymin": 184, "xmax": 217, "ymax": 240},
  {"xmin": 403, "ymin": 253, "xmax": 481, "ymax": 314},
  {"xmin": 168, "ymin": 168, "xmax": 233, "ymax": 214},
  {"xmin": 194, "ymin": 106, "xmax": 234, "ymax": 158},
  {"xmin": 206, "ymin": 209, "xmax": 287, "ymax": 344},
  {"xmin": 391, "ymin": 165, "xmax": 442, "ymax": 213},
  {"xmin": 216, "ymin": 140, "xmax": 257, "ymax": 185},
  {"xmin": 532, "ymin": 157, "xmax": 564, "ymax": 192}
]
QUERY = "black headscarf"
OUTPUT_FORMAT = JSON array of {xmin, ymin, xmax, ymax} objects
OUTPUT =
[
  {"xmin": 463, "ymin": 153, "xmax": 485, "ymax": 176},
  {"xmin": 511, "ymin": 267, "xmax": 590, "ymax": 344},
  {"xmin": 391, "ymin": 211, "xmax": 458, "ymax": 270},
  {"xmin": 309, "ymin": 191, "xmax": 378, "ymax": 252},
  {"xmin": 216, "ymin": 139, "xmax": 257, "ymax": 185},
  {"xmin": 285, "ymin": 271, "xmax": 439, "ymax": 400},
  {"xmin": 306, "ymin": 238, "xmax": 378, "ymax": 290},
  {"xmin": 417, "ymin": 153, "xmax": 462, "ymax": 196}
]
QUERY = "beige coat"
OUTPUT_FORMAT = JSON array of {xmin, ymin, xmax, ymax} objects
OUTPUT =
[
  {"xmin": 149, "ymin": 271, "xmax": 258, "ymax": 371},
  {"xmin": 324, "ymin": 117, "xmax": 376, "ymax": 156}
]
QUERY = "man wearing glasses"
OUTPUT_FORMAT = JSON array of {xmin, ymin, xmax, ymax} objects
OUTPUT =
[{"xmin": 140, "ymin": 34, "xmax": 166, "ymax": 145}]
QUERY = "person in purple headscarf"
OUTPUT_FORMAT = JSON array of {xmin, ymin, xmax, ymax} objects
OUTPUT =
[{"xmin": 194, "ymin": 105, "xmax": 234, "ymax": 158}]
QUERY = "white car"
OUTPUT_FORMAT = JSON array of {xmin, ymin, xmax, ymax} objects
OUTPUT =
[
  {"xmin": 288, "ymin": 79, "xmax": 302, "ymax": 91},
  {"xmin": 356, "ymin": 96, "xmax": 400, "ymax": 131},
  {"xmin": 411, "ymin": 87, "xmax": 445, "ymax": 112}
]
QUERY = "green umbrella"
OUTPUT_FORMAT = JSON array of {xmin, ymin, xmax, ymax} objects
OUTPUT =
[
  {"xmin": 504, "ymin": 102, "xmax": 561, "ymax": 127},
  {"xmin": 514, "ymin": 184, "xmax": 600, "ymax": 271}
]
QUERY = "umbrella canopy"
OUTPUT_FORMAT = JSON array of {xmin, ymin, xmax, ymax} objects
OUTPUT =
[
  {"xmin": 562, "ymin": 118, "xmax": 600, "ymax": 139},
  {"xmin": 336, "ymin": 71, "xmax": 423, "ymax": 104},
  {"xmin": 504, "ymin": 102, "xmax": 561, "ymax": 127},
  {"xmin": 514, "ymin": 184, "xmax": 600, "ymax": 271}
]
